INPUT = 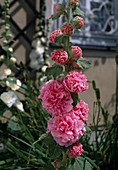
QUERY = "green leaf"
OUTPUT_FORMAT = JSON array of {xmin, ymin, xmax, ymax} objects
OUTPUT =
[
  {"xmin": 77, "ymin": 57, "xmax": 91, "ymax": 69},
  {"xmin": 70, "ymin": 92, "xmax": 79, "ymax": 107},
  {"xmin": 50, "ymin": 13, "xmax": 61, "ymax": 20},
  {"xmin": 85, "ymin": 124, "xmax": 91, "ymax": 133},
  {"xmin": 73, "ymin": 7, "xmax": 85, "ymax": 17},
  {"xmin": 8, "ymin": 119, "xmax": 22, "ymax": 131},
  {"xmin": 44, "ymin": 134, "xmax": 64, "ymax": 159},
  {"xmin": 45, "ymin": 63, "xmax": 63, "ymax": 79},
  {"xmin": 67, "ymin": 156, "xmax": 94, "ymax": 170},
  {"xmin": 54, "ymin": 34, "xmax": 67, "ymax": 45},
  {"xmin": 0, "ymin": 99, "xmax": 9, "ymax": 116},
  {"xmin": 2, "ymin": 46, "xmax": 8, "ymax": 51}
]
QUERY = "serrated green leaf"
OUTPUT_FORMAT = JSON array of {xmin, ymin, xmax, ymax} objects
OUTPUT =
[
  {"xmin": 73, "ymin": 7, "xmax": 85, "ymax": 17},
  {"xmin": 50, "ymin": 13, "xmax": 61, "ymax": 20},
  {"xmin": 45, "ymin": 64, "xmax": 63, "ymax": 79},
  {"xmin": 67, "ymin": 156, "xmax": 94, "ymax": 170},
  {"xmin": 54, "ymin": 34, "xmax": 67, "ymax": 45},
  {"xmin": 77, "ymin": 57, "xmax": 91, "ymax": 69},
  {"xmin": 44, "ymin": 134, "xmax": 64, "ymax": 159}
]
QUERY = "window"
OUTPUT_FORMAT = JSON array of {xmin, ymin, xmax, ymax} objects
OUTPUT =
[{"xmin": 52, "ymin": 0, "xmax": 118, "ymax": 47}]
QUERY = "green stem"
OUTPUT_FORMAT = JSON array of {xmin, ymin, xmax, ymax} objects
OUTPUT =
[
  {"xmin": 62, "ymin": 152, "xmax": 67, "ymax": 168},
  {"xmin": 116, "ymin": 44, "xmax": 118, "ymax": 114}
]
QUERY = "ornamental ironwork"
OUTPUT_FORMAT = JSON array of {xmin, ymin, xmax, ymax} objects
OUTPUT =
[{"xmin": 52, "ymin": 0, "xmax": 118, "ymax": 47}]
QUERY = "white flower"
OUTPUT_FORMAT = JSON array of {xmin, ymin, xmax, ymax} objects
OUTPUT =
[
  {"xmin": 4, "ymin": 68, "xmax": 12, "ymax": 76},
  {"xmin": 6, "ymin": 79, "xmax": 21, "ymax": 91},
  {"xmin": 41, "ymin": 65, "xmax": 47, "ymax": 72},
  {"xmin": 0, "ymin": 55, "xmax": 5, "ymax": 61},
  {"xmin": 0, "ymin": 91, "xmax": 18, "ymax": 107},
  {"xmin": 41, "ymin": 37, "xmax": 46, "ymax": 43},
  {"xmin": 30, "ymin": 59, "xmax": 40, "ymax": 70},
  {"xmin": 32, "ymin": 39, "xmax": 41, "ymax": 48},
  {"xmin": 29, "ymin": 50, "xmax": 38, "ymax": 60},
  {"xmin": 37, "ymin": 31, "xmax": 42, "ymax": 36},
  {"xmin": 8, "ymin": 48, "xmax": 13, "ymax": 53},
  {"xmin": 14, "ymin": 100, "xmax": 24, "ymax": 112},
  {"xmin": 36, "ymin": 45, "xmax": 44, "ymax": 55},
  {"xmin": 10, "ymin": 57, "xmax": 16, "ymax": 63}
]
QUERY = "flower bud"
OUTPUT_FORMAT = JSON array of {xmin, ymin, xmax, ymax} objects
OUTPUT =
[
  {"xmin": 54, "ymin": 3, "xmax": 65, "ymax": 12},
  {"xmin": 8, "ymin": 47, "xmax": 13, "ymax": 53},
  {"xmin": 41, "ymin": 37, "xmax": 46, "ymax": 43},
  {"xmin": 41, "ymin": 65, "xmax": 47, "ymax": 72},
  {"xmin": 73, "ymin": 16, "xmax": 84, "ymax": 29},
  {"xmin": 4, "ymin": 68, "xmax": 11, "ymax": 76},
  {"xmin": 37, "ymin": 31, "xmax": 42, "ymax": 36},
  {"xmin": 0, "ymin": 55, "xmax": 5, "ymax": 61},
  {"xmin": 61, "ymin": 23, "xmax": 73, "ymax": 36},
  {"xmin": 10, "ymin": 57, "xmax": 16, "ymax": 63},
  {"xmin": 69, "ymin": 0, "xmax": 79, "ymax": 6}
]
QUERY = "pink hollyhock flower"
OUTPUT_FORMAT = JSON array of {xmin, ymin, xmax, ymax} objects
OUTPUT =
[
  {"xmin": 73, "ymin": 16, "xmax": 84, "ymax": 29},
  {"xmin": 63, "ymin": 70, "xmax": 88, "ymax": 93},
  {"xmin": 69, "ymin": 0, "xmax": 79, "ymax": 6},
  {"xmin": 54, "ymin": 3, "xmax": 65, "ymax": 12},
  {"xmin": 47, "ymin": 112, "xmax": 85, "ymax": 147},
  {"xmin": 68, "ymin": 142, "xmax": 84, "ymax": 157},
  {"xmin": 71, "ymin": 46, "xmax": 82, "ymax": 58},
  {"xmin": 51, "ymin": 49, "xmax": 68, "ymax": 64},
  {"xmin": 38, "ymin": 78, "xmax": 73, "ymax": 116},
  {"xmin": 61, "ymin": 23, "xmax": 73, "ymax": 35},
  {"xmin": 49, "ymin": 29, "xmax": 62, "ymax": 43},
  {"xmin": 73, "ymin": 100, "xmax": 89, "ymax": 122}
]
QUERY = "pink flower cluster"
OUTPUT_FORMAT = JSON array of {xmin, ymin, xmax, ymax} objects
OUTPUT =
[
  {"xmin": 51, "ymin": 49, "xmax": 68, "ymax": 64},
  {"xmin": 63, "ymin": 70, "xmax": 88, "ymax": 93},
  {"xmin": 61, "ymin": 23, "xmax": 73, "ymax": 35},
  {"xmin": 69, "ymin": 0, "xmax": 79, "ymax": 6},
  {"xmin": 71, "ymin": 46, "xmax": 82, "ymax": 58},
  {"xmin": 47, "ymin": 112, "xmax": 85, "ymax": 147},
  {"xmin": 49, "ymin": 29, "xmax": 62, "ymax": 43},
  {"xmin": 38, "ymin": 78, "xmax": 73, "ymax": 117},
  {"xmin": 68, "ymin": 142, "xmax": 84, "ymax": 157}
]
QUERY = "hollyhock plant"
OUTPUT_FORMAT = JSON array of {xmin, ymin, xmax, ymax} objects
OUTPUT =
[
  {"xmin": 71, "ymin": 46, "xmax": 82, "ymax": 58},
  {"xmin": 68, "ymin": 142, "xmax": 84, "ymax": 157},
  {"xmin": 47, "ymin": 112, "xmax": 85, "ymax": 147},
  {"xmin": 63, "ymin": 70, "xmax": 88, "ymax": 93},
  {"xmin": 73, "ymin": 16, "xmax": 84, "ymax": 29},
  {"xmin": 49, "ymin": 29, "xmax": 62, "ymax": 43},
  {"xmin": 73, "ymin": 100, "xmax": 89, "ymax": 122},
  {"xmin": 50, "ymin": 49, "xmax": 68, "ymax": 64},
  {"xmin": 38, "ymin": 78, "xmax": 73, "ymax": 116},
  {"xmin": 61, "ymin": 23, "xmax": 73, "ymax": 35}
]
